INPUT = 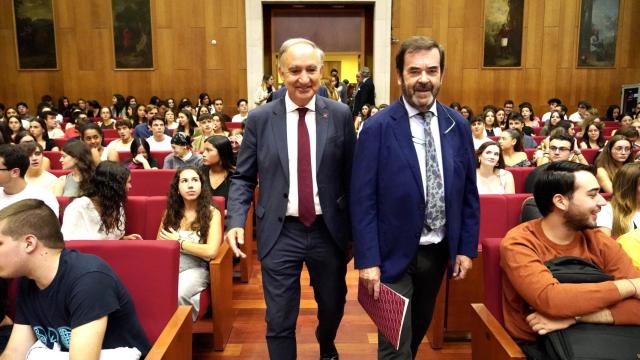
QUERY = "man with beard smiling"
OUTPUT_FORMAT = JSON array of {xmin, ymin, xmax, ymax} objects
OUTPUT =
[
  {"xmin": 500, "ymin": 161, "xmax": 640, "ymax": 356},
  {"xmin": 350, "ymin": 36, "xmax": 479, "ymax": 359}
]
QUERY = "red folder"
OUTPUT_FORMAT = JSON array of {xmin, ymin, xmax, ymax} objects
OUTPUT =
[{"xmin": 357, "ymin": 279, "xmax": 409, "ymax": 350}]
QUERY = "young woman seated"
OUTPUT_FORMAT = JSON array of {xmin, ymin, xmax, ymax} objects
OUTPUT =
[
  {"xmin": 210, "ymin": 114, "xmax": 229, "ymax": 137},
  {"xmin": 53, "ymin": 141, "xmax": 95, "ymax": 197},
  {"xmin": 499, "ymin": 128, "xmax": 531, "ymax": 167},
  {"xmin": 20, "ymin": 142, "xmax": 57, "ymax": 193},
  {"xmin": 163, "ymin": 133, "xmax": 202, "ymax": 170},
  {"xmin": 539, "ymin": 110, "xmax": 562, "ymax": 136},
  {"xmin": 81, "ymin": 122, "xmax": 108, "ymax": 164},
  {"xmin": 595, "ymin": 135, "xmax": 634, "ymax": 193},
  {"xmin": 470, "ymin": 116, "xmax": 492, "ymax": 150},
  {"xmin": 158, "ymin": 166, "xmax": 222, "ymax": 320},
  {"xmin": 98, "ymin": 106, "xmax": 116, "ymax": 129},
  {"xmin": 29, "ymin": 118, "xmax": 59, "ymax": 151},
  {"xmin": 597, "ymin": 163, "xmax": 640, "ymax": 237},
  {"xmin": 579, "ymin": 118, "xmax": 606, "ymax": 149},
  {"xmin": 201, "ymin": 135, "xmax": 235, "ymax": 201},
  {"xmin": 7, "ymin": 116, "xmax": 26, "ymax": 144},
  {"xmin": 122, "ymin": 137, "xmax": 158, "ymax": 170},
  {"xmin": 475, "ymin": 141, "xmax": 515, "ymax": 194},
  {"xmin": 62, "ymin": 161, "xmax": 142, "ymax": 240},
  {"xmin": 483, "ymin": 109, "xmax": 502, "ymax": 137}
]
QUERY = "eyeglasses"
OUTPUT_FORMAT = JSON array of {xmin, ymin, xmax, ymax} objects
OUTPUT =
[{"xmin": 549, "ymin": 146, "xmax": 571, "ymax": 152}]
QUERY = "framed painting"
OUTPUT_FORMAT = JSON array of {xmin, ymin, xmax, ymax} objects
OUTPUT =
[
  {"xmin": 482, "ymin": 0, "xmax": 525, "ymax": 68},
  {"xmin": 12, "ymin": 0, "xmax": 58, "ymax": 70},
  {"xmin": 577, "ymin": 0, "xmax": 620, "ymax": 67},
  {"xmin": 111, "ymin": 0, "xmax": 154, "ymax": 70}
]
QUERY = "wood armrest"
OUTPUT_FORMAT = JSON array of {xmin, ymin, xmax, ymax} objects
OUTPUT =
[
  {"xmin": 209, "ymin": 241, "xmax": 234, "ymax": 350},
  {"xmin": 145, "ymin": 305, "xmax": 193, "ymax": 360},
  {"xmin": 470, "ymin": 303, "xmax": 525, "ymax": 360}
]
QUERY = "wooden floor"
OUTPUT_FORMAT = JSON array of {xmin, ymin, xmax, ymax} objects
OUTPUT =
[{"xmin": 193, "ymin": 260, "xmax": 471, "ymax": 360}]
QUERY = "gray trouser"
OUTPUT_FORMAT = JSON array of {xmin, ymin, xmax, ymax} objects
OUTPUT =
[{"xmin": 178, "ymin": 267, "xmax": 210, "ymax": 321}]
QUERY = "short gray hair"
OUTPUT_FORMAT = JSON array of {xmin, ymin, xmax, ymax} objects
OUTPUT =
[{"xmin": 277, "ymin": 38, "xmax": 324, "ymax": 70}]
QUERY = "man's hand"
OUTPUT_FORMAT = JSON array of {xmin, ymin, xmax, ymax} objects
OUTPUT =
[
  {"xmin": 226, "ymin": 227, "xmax": 246, "ymax": 258},
  {"xmin": 359, "ymin": 266, "xmax": 381, "ymax": 300},
  {"xmin": 526, "ymin": 312, "xmax": 575, "ymax": 335},
  {"xmin": 452, "ymin": 255, "xmax": 472, "ymax": 280}
]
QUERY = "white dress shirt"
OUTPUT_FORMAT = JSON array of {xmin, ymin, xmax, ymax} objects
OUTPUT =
[
  {"xmin": 403, "ymin": 98, "xmax": 446, "ymax": 245},
  {"xmin": 284, "ymin": 93, "xmax": 322, "ymax": 217}
]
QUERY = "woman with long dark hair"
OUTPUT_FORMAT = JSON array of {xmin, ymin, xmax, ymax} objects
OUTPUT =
[
  {"xmin": 597, "ymin": 163, "xmax": 640, "ymax": 237},
  {"xmin": 177, "ymin": 110, "xmax": 198, "ymax": 137},
  {"xmin": 62, "ymin": 161, "xmax": 142, "ymax": 240},
  {"xmin": 595, "ymin": 135, "xmax": 634, "ymax": 193},
  {"xmin": 201, "ymin": 135, "xmax": 235, "ymax": 200},
  {"xmin": 123, "ymin": 137, "xmax": 158, "ymax": 169},
  {"xmin": 53, "ymin": 141, "xmax": 96, "ymax": 196},
  {"xmin": 158, "ymin": 166, "xmax": 222, "ymax": 320},
  {"xmin": 110, "ymin": 94, "xmax": 127, "ymax": 118},
  {"xmin": 475, "ymin": 141, "xmax": 514, "ymax": 194},
  {"xmin": 579, "ymin": 119, "xmax": 606, "ymax": 149},
  {"xmin": 81, "ymin": 122, "xmax": 107, "ymax": 164},
  {"xmin": 29, "ymin": 118, "xmax": 59, "ymax": 151}
]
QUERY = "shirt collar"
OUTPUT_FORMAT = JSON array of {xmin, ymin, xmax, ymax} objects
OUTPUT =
[
  {"xmin": 402, "ymin": 97, "xmax": 438, "ymax": 119},
  {"xmin": 285, "ymin": 92, "xmax": 316, "ymax": 113}
]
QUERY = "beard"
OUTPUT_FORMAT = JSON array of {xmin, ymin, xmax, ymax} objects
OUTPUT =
[
  {"xmin": 401, "ymin": 78, "xmax": 440, "ymax": 111},
  {"xmin": 563, "ymin": 204, "xmax": 598, "ymax": 231}
]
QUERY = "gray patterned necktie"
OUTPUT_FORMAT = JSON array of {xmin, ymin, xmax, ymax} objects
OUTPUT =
[{"xmin": 420, "ymin": 111, "xmax": 446, "ymax": 231}]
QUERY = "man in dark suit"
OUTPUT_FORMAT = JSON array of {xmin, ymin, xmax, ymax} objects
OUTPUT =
[
  {"xmin": 351, "ymin": 36, "xmax": 480, "ymax": 359},
  {"xmin": 352, "ymin": 66, "xmax": 375, "ymax": 116},
  {"xmin": 226, "ymin": 38, "xmax": 356, "ymax": 360}
]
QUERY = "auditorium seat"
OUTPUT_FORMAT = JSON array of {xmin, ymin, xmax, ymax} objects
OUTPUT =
[
  {"xmin": 225, "ymin": 122, "xmax": 242, "ymax": 130},
  {"xmin": 116, "ymin": 151, "xmax": 172, "ymax": 169},
  {"xmin": 507, "ymin": 167, "xmax": 534, "ymax": 193},
  {"xmin": 45, "ymin": 151, "xmax": 63, "ymax": 169},
  {"xmin": 471, "ymin": 237, "xmax": 526, "ymax": 359},
  {"xmin": 128, "ymin": 169, "xmax": 175, "ymax": 196},
  {"xmin": 532, "ymin": 135, "xmax": 545, "ymax": 145},
  {"xmin": 102, "ymin": 128, "xmax": 118, "ymax": 138},
  {"xmin": 524, "ymin": 148, "xmax": 536, "ymax": 161},
  {"xmin": 56, "ymin": 196, "xmax": 73, "ymax": 223},
  {"xmin": 581, "ymin": 148, "xmax": 599, "ymax": 164},
  {"xmin": 65, "ymin": 240, "xmax": 193, "ymax": 360}
]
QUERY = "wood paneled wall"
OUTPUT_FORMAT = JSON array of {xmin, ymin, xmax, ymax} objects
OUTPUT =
[
  {"xmin": 0, "ymin": 0, "xmax": 247, "ymax": 110},
  {"xmin": 1, "ymin": 0, "xmax": 638, "ymax": 117},
  {"xmin": 391, "ymin": 0, "xmax": 640, "ymax": 115}
]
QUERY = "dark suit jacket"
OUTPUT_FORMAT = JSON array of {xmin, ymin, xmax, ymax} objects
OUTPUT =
[
  {"xmin": 350, "ymin": 99, "xmax": 480, "ymax": 282},
  {"xmin": 352, "ymin": 78, "xmax": 375, "ymax": 116},
  {"xmin": 226, "ymin": 96, "xmax": 357, "ymax": 259}
]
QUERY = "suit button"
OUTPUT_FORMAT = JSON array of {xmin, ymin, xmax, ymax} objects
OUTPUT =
[
  {"xmin": 283, "ymin": 193, "xmax": 288, "ymax": 198},
  {"xmin": 278, "ymin": 217, "xmax": 283, "ymax": 222}
]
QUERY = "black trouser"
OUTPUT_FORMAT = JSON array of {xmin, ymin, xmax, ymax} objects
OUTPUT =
[
  {"xmin": 378, "ymin": 240, "xmax": 449, "ymax": 359},
  {"xmin": 260, "ymin": 216, "xmax": 347, "ymax": 360}
]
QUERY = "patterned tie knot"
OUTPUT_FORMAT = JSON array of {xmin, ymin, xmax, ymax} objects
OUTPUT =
[
  {"xmin": 419, "ymin": 111, "xmax": 434, "ymax": 124},
  {"xmin": 297, "ymin": 107, "xmax": 308, "ymax": 117}
]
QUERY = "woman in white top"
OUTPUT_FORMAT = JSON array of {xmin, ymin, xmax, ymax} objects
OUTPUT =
[
  {"xmin": 62, "ymin": 161, "xmax": 142, "ymax": 240},
  {"xmin": 254, "ymin": 74, "xmax": 274, "ymax": 107},
  {"xmin": 483, "ymin": 109, "xmax": 502, "ymax": 137},
  {"xmin": 158, "ymin": 166, "xmax": 222, "ymax": 320},
  {"xmin": 475, "ymin": 141, "xmax": 515, "ymax": 194},
  {"xmin": 596, "ymin": 163, "xmax": 640, "ymax": 237},
  {"xmin": 20, "ymin": 142, "xmax": 57, "ymax": 193}
]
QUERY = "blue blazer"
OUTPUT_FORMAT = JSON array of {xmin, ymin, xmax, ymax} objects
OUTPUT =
[
  {"xmin": 226, "ymin": 96, "xmax": 356, "ymax": 259},
  {"xmin": 350, "ymin": 100, "xmax": 480, "ymax": 282}
]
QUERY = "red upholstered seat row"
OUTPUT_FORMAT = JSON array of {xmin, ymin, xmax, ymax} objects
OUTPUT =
[
  {"xmin": 45, "ymin": 151, "xmax": 173, "ymax": 170},
  {"xmin": 50, "ymin": 169, "xmax": 176, "ymax": 196}
]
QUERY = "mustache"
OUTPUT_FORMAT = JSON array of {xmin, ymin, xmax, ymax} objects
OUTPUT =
[{"xmin": 414, "ymin": 83, "xmax": 433, "ymax": 91}]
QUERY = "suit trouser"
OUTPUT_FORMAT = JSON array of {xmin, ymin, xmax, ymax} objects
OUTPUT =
[
  {"xmin": 378, "ymin": 240, "xmax": 449, "ymax": 359},
  {"xmin": 260, "ymin": 216, "xmax": 347, "ymax": 360}
]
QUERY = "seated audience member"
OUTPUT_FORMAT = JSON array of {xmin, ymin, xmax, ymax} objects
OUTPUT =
[
  {"xmin": 17, "ymin": 135, "xmax": 50, "ymax": 170},
  {"xmin": 579, "ymin": 119, "xmax": 606, "ymax": 150},
  {"xmin": 539, "ymin": 110, "xmax": 563, "ymax": 136},
  {"xmin": 163, "ymin": 133, "xmax": 202, "ymax": 170},
  {"xmin": 524, "ymin": 133, "xmax": 577, "ymax": 193},
  {"xmin": 62, "ymin": 161, "xmax": 142, "ymax": 240},
  {"xmin": 614, "ymin": 126, "xmax": 639, "ymax": 148},
  {"xmin": 133, "ymin": 105, "xmax": 160, "ymax": 139},
  {"xmin": 508, "ymin": 114, "xmax": 537, "ymax": 148},
  {"xmin": 158, "ymin": 167, "xmax": 222, "ymax": 321},
  {"xmin": 499, "ymin": 129, "xmax": 531, "ymax": 167},
  {"xmin": 0, "ymin": 145, "xmax": 58, "ymax": 216},
  {"xmin": 231, "ymin": 99, "xmax": 249, "ymax": 123},
  {"xmin": 519, "ymin": 102, "xmax": 539, "ymax": 131},
  {"xmin": 191, "ymin": 114, "xmax": 216, "ymax": 151},
  {"xmin": 146, "ymin": 116, "xmax": 172, "ymax": 152},
  {"xmin": 164, "ymin": 109, "xmax": 178, "ymax": 130},
  {"xmin": 483, "ymin": 109, "xmax": 501, "ymax": 136},
  {"xmin": 568, "ymin": 100, "xmax": 591, "ymax": 124},
  {"xmin": 201, "ymin": 135, "xmax": 235, "ymax": 201},
  {"xmin": 470, "ymin": 116, "xmax": 492, "ymax": 150},
  {"xmin": 122, "ymin": 137, "xmax": 158, "ymax": 170},
  {"xmin": 495, "ymin": 108, "xmax": 507, "ymax": 129},
  {"xmin": 6, "ymin": 116, "xmax": 26, "ymax": 144},
  {"xmin": 536, "ymin": 127, "xmax": 587, "ymax": 167},
  {"xmin": 500, "ymin": 161, "xmax": 640, "ymax": 357},
  {"xmin": 611, "ymin": 115, "xmax": 633, "ymax": 136},
  {"xmin": 212, "ymin": 98, "xmax": 232, "ymax": 123},
  {"xmin": 42, "ymin": 111, "xmax": 64, "ymax": 140},
  {"xmin": 211, "ymin": 114, "xmax": 228, "ymax": 137},
  {"xmin": 53, "ymin": 141, "xmax": 95, "ymax": 197},
  {"xmin": 476, "ymin": 141, "xmax": 514, "ymax": 194},
  {"xmin": 0, "ymin": 278, "xmax": 12, "ymax": 353},
  {"xmin": 229, "ymin": 129, "xmax": 243, "ymax": 165},
  {"xmin": 106, "ymin": 119, "xmax": 135, "ymax": 161},
  {"xmin": 29, "ymin": 118, "xmax": 59, "ymax": 151},
  {"xmin": 0, "ymin": 199, "xmax": 150, "ymax": 358},
  {"xmin": 616, "ymin": 229, "xmax": 640, "ymax": 268},
  {"xmin": 176, "ymin": 110, "xmax": 198, "ymax": 138},
  {"xmin": 130, "ymin": 104, "xmax": 147, "ymax": 127},
  {"xmin": 20, "ymin": 142, "xmax": 56, "ymax": 194},
  {"xmin": 64, "ymin": 110, "xmax": 89, "ymax": 139},
  {"xmin": 460, "ymin": 105, "xmax": 473, "ymax": 121},
  {"xmin": 81, "ymin": 123, "xmax": 108, "ymax": 164},
  {"xmin": 354, "ymin": 104, "xmax": 372, "ymax": 133},
  {"xmin": 606, "ymin": 104, "xmax": 622, "ymax": 122},
  {"xmin": 595, "ymin": 135, "xmax": 634, "ymax": 193},
  {"xmin": 597, "ymin": 163, "xmax": 640, "ymax": 237},
  {"xmin": 98, "ymin": 106, "xmax": 116, "ymax": 129},
  {"xmin": 540, "ymin": 98, "xmax": 562, "ymax": 123}
]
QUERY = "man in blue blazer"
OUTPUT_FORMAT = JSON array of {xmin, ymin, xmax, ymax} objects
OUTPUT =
[
  {"xmin": 351, "ymin": 36, "xmax": 480, "ymax": 359},
  {"xmin": 226, "ymin": 38, "xmax": 356, "ymax": 360}
]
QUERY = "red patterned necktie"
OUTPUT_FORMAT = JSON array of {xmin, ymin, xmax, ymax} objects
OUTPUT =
[{"xmin": 297, "ymin": 107, "xmax": 316, "ymax": 226}]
